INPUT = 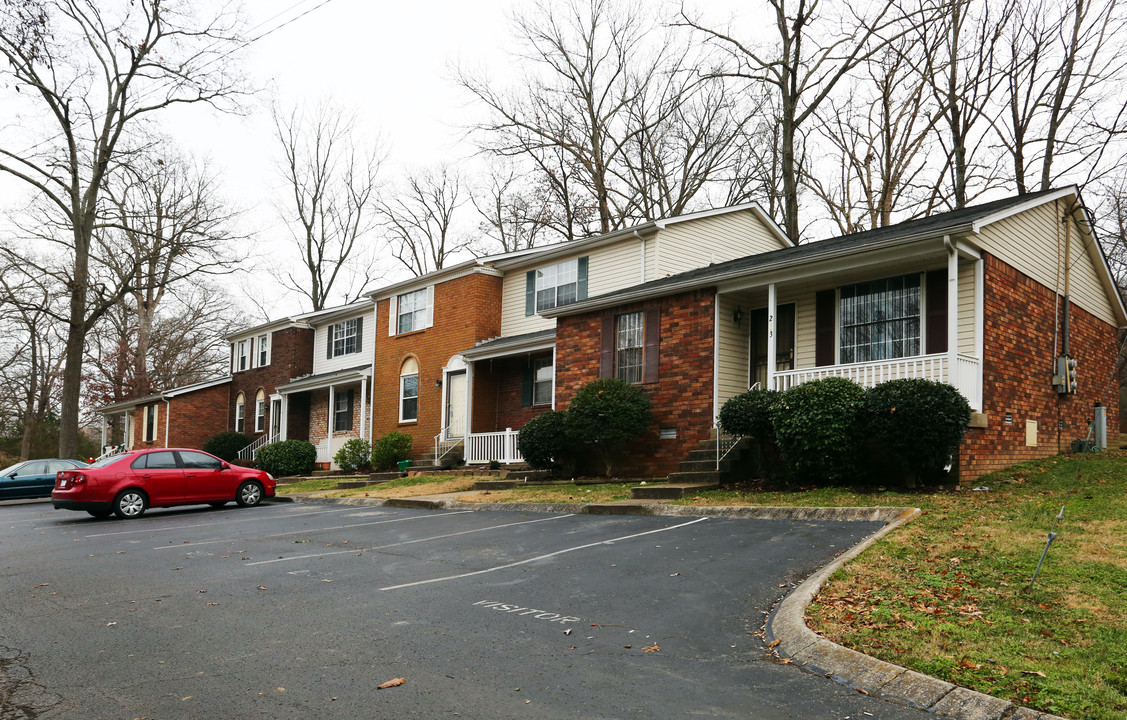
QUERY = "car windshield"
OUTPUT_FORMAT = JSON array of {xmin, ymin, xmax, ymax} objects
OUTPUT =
[{"xmin": 89, "ymin": 454, "xmax": 130, "ymax": 468}]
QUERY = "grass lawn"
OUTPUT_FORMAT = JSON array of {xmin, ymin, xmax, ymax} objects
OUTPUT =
[
  {"xmin": 278, "ymin": 473, "xmax": 478, "ymax": 498},
  {"xmin": 274, "ymin": 454, "xmax": 1126, "ymax": 718}
]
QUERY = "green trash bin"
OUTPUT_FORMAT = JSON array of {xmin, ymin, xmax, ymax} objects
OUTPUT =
[{"xmin": 397, "ymin": 460, "xmax": 413, "ymax": 473}]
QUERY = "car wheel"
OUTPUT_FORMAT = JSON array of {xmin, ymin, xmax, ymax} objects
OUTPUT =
[
  {"xmin": 209, "ymin": 501, "xmax": 228, "ymax": 508},
  {"xmin": 113, "ymin": 489, "xmax": 148, "ymax": 519},
  {"xmin": 236, "ymin": 480, "xmax": 263, "ymax": 508},
  {"xmin": 86, "ymin": 509, "xmax": 113, "ymax": 519}
]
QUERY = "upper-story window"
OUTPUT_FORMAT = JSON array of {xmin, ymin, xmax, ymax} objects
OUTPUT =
[
  {"xmin": 397, "ymin": 288, "xmax": 427, "ymax": 334},
  {"xmin": 236, "ymin": 340, "xmax": 249, "ymax": 371},
  {"xmin": 525, "ymin": 257, "xmax": 588, "ymax": 316},
  {"xmin": 839, "ymin": 274, "xmax": 921, "ymax": 364},
  {"xmin": 257, "ymin": 334, "xmax": 269, "ymax": 367},
  {"xmin": 328, "ymin": 318, "xmax": 363, "ymax": 359}
]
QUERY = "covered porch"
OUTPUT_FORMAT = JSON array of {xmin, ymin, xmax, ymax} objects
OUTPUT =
[
  {"xmin": 276, "ymin": 365, "xmax": 371, "ymax": 468},
  {"xmin": 446, "ymin": 330, "xmax": 557, "ymax": 465},
  {"xmin": 714, "ymin": 236, "xmax": 984, "ymax": 413}
]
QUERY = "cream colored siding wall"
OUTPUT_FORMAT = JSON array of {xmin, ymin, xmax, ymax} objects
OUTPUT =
[
  {"xmin": 976, "ymin": 202, "xmax": 1115, "ymax": 323},
  {"xmin": 717, "ymin": 292, "xmax": 750, "ymax": 405},
  {"xmin": 957, "ymin": 260, "xmax": 977, "ymax": 354},
  {"xmin": 500, "ymin": 273, "xmax": 556, "ymax": 337},
  {"xmin": 311, "ymin": 311, "xmax": 376, "ymax": 375},
  {"xmin": 653, "ymin": 212, "xmax": 786, "ymax": 280},
  {"xmin": 792, "ymin": 291, "xmax": 818, "ymax": 368}
]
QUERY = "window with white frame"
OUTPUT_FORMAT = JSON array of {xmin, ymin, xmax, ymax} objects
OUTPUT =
[
  {"xmin": 536, "ymin": 259, "xmax": 578, "ymax": 312},
  {"xmin": 839, "ymin": 274, "xmax": 921, "ymax": 364},
  {"xmin": 397, "ymin": 288, "xmax": 428, "ymax": 334},
  {"xmin": 399, "ymin": 358, "xmax": 419, "ymax": 422},
  {"xmin": 330, "ymin": 318, "xmax": 360, "ymax": 358},
  {"xmin": 235, "ymin": 393, "xmax": 245, "ymax": 433},
  {"xmin": 615, "ymin": 311, "xmax": 644, "ymax": 384},
  {"xmin": 532, "ymin": 357, "xmax": 553, "ymax": 405},
  {"xmin": 258, "ymin": 334, "xmax": 269, "ymax": 367},
  {"xmin": 255, "ymin": 390, "xmax": 266, "ymax": 433},
  {"xmin": 333, "ymin": 389, "xmax": 353, "ymax": 432},
  {"xmin": 236, "ymin": 340, "xmax": 248, "ymax": 371}
]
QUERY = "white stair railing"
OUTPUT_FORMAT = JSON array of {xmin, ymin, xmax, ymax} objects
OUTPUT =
[
  {"xmin": 238, "ymin": 432, "xmax": 278, "ymax": 461},
  {"xmin": 433, "ymin": 429, "xmax": 463, "ymax": 465},
  {"xmin": 714, "ymin": 422, "xmax": 743, "ymax": 471}
]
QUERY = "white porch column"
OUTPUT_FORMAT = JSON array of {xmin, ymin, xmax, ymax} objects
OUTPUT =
[
  {"xmin": 280, "ymin": 394, "xmax": 289, "ymax": 441},
  {"xmin": 100, "ymin": 415, "xmax": 107, "ymax": 450},
  {"xmin": 947, "ymin": 240, "xmax": 959, "ymax": 383},
  {"xmin": 466, "ymin": 361, "xmax": 476, "ymax": 434},
  {"xmin": 327, "ymin": 384, "xmax": 335, "ymax": 462},
  {"xmin": 359, "ymin": 377, "xmax": 368, "ymax": 441},
  {"xmin": 767, "ymin": 283, "xmax": 778, "ymax": 391}
]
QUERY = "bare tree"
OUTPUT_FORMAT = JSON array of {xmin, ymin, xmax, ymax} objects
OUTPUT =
[
  {"xmin": 680, "ymin": 0, "xmax": 902, "ymax": 240},
  {"xmin": 995, "ymin": 0, "xmax": 1127, "ymax": 194},
  {"xmin": 273, "ymin": 100, "xmax": 384, "ymax": 311},
  {"xmin": 471, "ymin": 161, "xmax": 561, "ymax": 254},
  {"xmin": 99, "ymin": 150, "xmax": 244, "ymax": 397},
  {"xmin": 379, "ymin": 164, "xmax": 469, "ymax": 276},
  {"xmin": 0, "ymin": 0, "xmax": 245, "ymax": 457}
]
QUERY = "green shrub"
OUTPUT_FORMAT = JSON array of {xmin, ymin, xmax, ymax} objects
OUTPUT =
[
  {"xmin": 371, "ymin": 431, "xmax": 413, "ymax": 471},
  {"xmin": 863, "ymin": 378, "xmax": 971, "ymax": 484},
  {"xmin": 333, "ymin": 438, "xmax": 372, "ymax": 473},
  {"xmin": 256, "ymin": 440, "xmax": 317, "ymax": 478},
  {"xmin": 202, "ymin": 431, "xmax": 250, "ymax": 462},
  {"xmin": 773, "ymin": 377, "xmax": 866, "ymax": 483},
  {"xmin": 565, "ymin": 378, "xmax": 652, "ymax": 477},
  {"xmin": 517, "ymin": 410, "xmax": 574, "ymax": 474},
  {"xmin": 718, "ymin": 388, "xmax": 779, "ymax": 440}
]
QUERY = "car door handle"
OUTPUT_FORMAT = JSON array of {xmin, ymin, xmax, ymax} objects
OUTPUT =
[{"xmin": 140, "ymin": 474, "xmax": 152, "ymax": 479}]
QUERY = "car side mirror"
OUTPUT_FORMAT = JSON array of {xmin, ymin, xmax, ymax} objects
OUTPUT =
[{"xmin": 221, "ymin": 462, "xmax": 231, "ymax": 470}]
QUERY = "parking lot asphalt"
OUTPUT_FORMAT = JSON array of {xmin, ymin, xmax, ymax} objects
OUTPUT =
[{"xmin": 0, "ymin": 499, "xmax": 938, "ymax": 719}]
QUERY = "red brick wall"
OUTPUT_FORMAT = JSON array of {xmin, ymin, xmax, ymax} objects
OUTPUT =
[
  {"xmin": 958, "ymin": 254, "xmax": 1120, "ymax": 480},
  {"xmin": 229, "ymin": 327, "xmax": 314, "ymax": 440},
  {"xmin": 131, "ymin": 382, "xmax": 230, "ymax": 451},
  {"xmin": 555, "ymin": 289, "xmax": 716, "ymax": 477},
  {"xmin": 475, "ymin": 353, "xmax": 554, "ymax": 431},
  {"xmin": 371, "ymin": 273, "xmax": 504, "ymax": 458}
]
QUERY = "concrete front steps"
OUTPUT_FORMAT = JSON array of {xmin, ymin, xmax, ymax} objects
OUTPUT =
[{"xmin": 629, "ymin": 435, "xmax": 751, "ymax": 499}]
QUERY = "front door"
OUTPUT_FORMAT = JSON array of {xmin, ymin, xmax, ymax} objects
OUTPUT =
[
  {"xmin": 445, "ymin": 371, "xmax": 467, "ymax": 438},
  {"xmin": 750, "ymin": 304, "xmax": 796, "ymax": 390}
]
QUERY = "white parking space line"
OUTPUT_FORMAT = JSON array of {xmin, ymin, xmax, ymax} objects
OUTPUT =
[
  {"xmin": 246, "ymin": 513, "xmax": 577, "ymax": 566},
  {"xmin": 151, "ymin": 510, "xmax": 474, "ymax": 550},
  {"xmin": 380, "ymin": 517, "xmax": 710, "ymax": 591},
  {"xmin": 76, "ymin": 506, "xmax": 357, "ymax": 538}
]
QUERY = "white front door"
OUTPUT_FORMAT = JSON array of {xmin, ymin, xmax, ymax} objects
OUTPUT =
[{"xmin": 445, "ymin": 371, "xmax": 467, "ymax": 437}]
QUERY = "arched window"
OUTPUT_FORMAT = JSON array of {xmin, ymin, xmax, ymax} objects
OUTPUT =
[
  {"xmin": 235, "ymin": 393, "xmax": 245, "ymax": 433},
  {"xmin": 255, "ymin": 389, "xmax": 266, "ymax": 433},
  {"xmin": 399, "ymin": 357, "xmax": 419, "ymax": 423}
]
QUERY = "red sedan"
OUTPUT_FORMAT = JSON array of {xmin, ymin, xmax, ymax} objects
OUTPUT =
[{"xmin": 53, "ymin": 448, "xmax": 276, "ymax": 519}]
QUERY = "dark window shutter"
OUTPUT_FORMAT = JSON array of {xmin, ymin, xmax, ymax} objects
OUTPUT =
[
  {"xmin": 642, "ymin": 307, "xmax": 660, "ymax": 384},
  {"xmin": 355, "ymin": 317, "xmax": 364, "ymax": 352},
  {"xmin": 599, "ymin": 314, "xmax": 614, "ymax": 378},
  {"xmin": 815, "ymin": 289, "xmax": 836, "ymax": 367},
  {"xmin": 577, "ymin": 256, "xmax": 589, "ymax": 301},
  {"xmin": 926, "ymin": 269, "xmax": 948, "ymax": 354},
  {"xmin": 326, "ymin": 325, "xmax": 334, "ymax": 359},
  {"xmin": 525, "ymin": 271, "xmax": 536, "ymax": 316},
  {"xmin": 520, "ymin": 360, "xmax": 533, "ymax": 406}
]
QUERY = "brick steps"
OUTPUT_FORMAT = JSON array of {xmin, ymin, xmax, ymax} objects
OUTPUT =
[{"xmin": 630, "ymin": 435, "xmax": 750, "ymax": 499}]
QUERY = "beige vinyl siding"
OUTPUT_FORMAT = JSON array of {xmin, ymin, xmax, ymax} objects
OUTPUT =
[
  {"xmin": 717, "ymin": 292, "xmax": 750, "ymax": 405},
  {"xmin": 653, "ymin": 212, "xmax": 787, "ymax": 280},
  {"xmin": 792, "ymin": 291, "xmax": 818, "ymax": 368},
  {"xmin": 957, "ymin": 260, "xmax": 977, "ymax": 355},
  {"xmin": 311, "ymin": 310, "xmax": 376, "ymax": 375},
  {"xmin": 975, "ymin": 201, "xmax": 1115, "ymax": 324}
]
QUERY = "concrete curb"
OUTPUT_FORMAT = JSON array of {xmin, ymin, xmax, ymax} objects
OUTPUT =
[{"xmin": 763, "ymin": 508, "xmax": 1070, "ymax": 720}]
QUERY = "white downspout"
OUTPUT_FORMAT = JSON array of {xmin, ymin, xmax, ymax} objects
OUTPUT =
[
  {"xmin": 944, "ymin": 235, "xmax": 959, "ymax": 388},
  {"xmin": 164, "ymin": 398, "xmax": 171, "ymax": 448}
]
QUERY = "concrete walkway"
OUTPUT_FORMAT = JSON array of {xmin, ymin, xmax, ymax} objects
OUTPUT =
[{"xmin": 278, "ymin": 492, "xmax": 1070, "ymax": 720}]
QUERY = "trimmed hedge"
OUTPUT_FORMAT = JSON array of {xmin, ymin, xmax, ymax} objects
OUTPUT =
[
  {"xmin": 202, "ymin": 432, "xmax": 250, "ymax": 462},
  {"xmin": 718, "ymin": 388, "xmax": 779, "ymax": 440},
  {"xmin": 371, "ymin": 431, "xmax": 412, "ymax": 471},
  {"xmin": 256, "ymin": 440, "xmax": 317, "ymax": 478},
  {"xmin": 863, "ymin": 378, "xmax": 971, "ymax": 482},
  {"xmin": 773, "ymin": 377, "xmax": 866, "ymax": 483},
  {"xmin": 334, "ymin": 438, "xmax": 372, "ymax": 473},
  {"xmin": 565, "ymin": 378, "xmax": 652, "ymax": 477},
  {"xmin": 517, "ymin": 410, "xmax": 573, "ymax": 473}
]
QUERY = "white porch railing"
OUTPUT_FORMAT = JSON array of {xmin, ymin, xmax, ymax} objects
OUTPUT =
[
  {"xmin": 771, "ymin": 352, "xmax": 982, "ymax": 409},
  {"xmin": 464, "ymin": 428, "xmax": 523, "ymax": 465},
  {"xmin": 237, "ymin": 432, "xmax": 278, "ymax": 461},
  {"xmin": 96, "ymin": 444, "xmax": 125, "ymax": 461},
  {"xmin": 314, "ymin": 441, "xmax": 332, "ymax": 464}
]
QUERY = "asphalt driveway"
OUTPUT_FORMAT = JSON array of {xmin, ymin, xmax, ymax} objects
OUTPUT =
[{"xmin": 0, "ymin": 499, "xmax": 934, "ymax": 719}]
